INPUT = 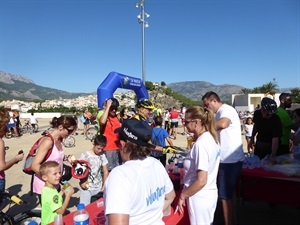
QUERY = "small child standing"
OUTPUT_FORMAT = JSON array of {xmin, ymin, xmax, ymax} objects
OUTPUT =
[
  {"xmin": 151, "ymin": 116, "xmax": 174, "ymax": 166},
  {"xmin": 40, "ymin": 161, "xmax": 74, "ymax": 225},
  {"xmin": 244, "ymin": 117, "xmax": 254, "ymax": 153},
  {"xmin": 78, "ymin": 134, "xmax": 109, "ymax": 205}
]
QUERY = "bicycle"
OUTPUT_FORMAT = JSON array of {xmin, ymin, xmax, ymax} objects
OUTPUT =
[
  {"xmin": 63, "ymin": 135, "xmax": 76, "ymax": 148},
  {"xmin": 85, "ymin": 125, "xmax": 99, "ymax": 141},
  {"xmin": 0, "ymin": 190, "xmax": 41, "ymax": 225},
  {"xmin": 22, "ymin": 120, "xmax": 39, "ymax": 134}
]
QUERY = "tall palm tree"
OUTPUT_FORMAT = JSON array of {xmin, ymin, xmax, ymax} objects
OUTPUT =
[{"xmin": 259, "ymin": 82, "xmax": 279, "ymax": 95}]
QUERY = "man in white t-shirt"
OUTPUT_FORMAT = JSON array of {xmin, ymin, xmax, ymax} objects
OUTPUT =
[
  {"xmin": 29, "ymin": 112, "xmax": 38, "ymax": 134},
  {"xmin": 104, "ymin": 119, "xmax": 175, "ymax": 225},
  {"xmin": 202, "ymin": 91, "xmax": 245, "ymax": 225}
]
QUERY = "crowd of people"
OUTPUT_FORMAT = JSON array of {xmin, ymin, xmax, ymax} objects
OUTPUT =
[{"xmin": 0, "ymin": 91, "xmax": 299, "ymax": 225}]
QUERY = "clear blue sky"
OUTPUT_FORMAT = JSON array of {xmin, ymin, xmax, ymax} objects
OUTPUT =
[{"xmin": 0, "ymin": 0, "xmax": 299, "ymax": 93}]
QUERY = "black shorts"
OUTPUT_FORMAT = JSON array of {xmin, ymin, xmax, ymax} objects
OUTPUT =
[{"xmin": 170, "ymin": 121, "xmax": 178, "ymax": 128}]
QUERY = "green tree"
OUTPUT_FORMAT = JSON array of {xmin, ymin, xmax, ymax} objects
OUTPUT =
[
  {"xmin": 291, "ymin": 88, "xmax": 300, "ymax": 103},
  {"xmin": 145, "ymin": 81, "xmax": 155, "ymax": 91},
  {"xmin": 241, "ymin": 88, "xmax": 252, "ymax": 94},
  {"xmin": 259, "ymin": 81, "xmax": 279, "ymax": 94},
  {"xmin": 161, "ymin": 81, "xmax": 166, "ymax": 86}
]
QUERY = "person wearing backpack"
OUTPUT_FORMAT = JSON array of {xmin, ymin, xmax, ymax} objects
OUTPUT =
[
  {"xmin": 31, "ymin": 115, "xmax": 77, "ymax": 203},
  {"xmin": 151, "ymin": 116, "xmax": 174, "ymax": 166},
  {"xmin": 0, "ymin": 108, "xmax": 24, "ymax": 204}
]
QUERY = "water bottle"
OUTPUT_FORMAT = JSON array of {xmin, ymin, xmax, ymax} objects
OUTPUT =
[
  {"xmin": 177, "ymin": 155, "xmax": 184, "ymax": 168},
  {"xmin": 248, "ymin": 154, "xmax": 255, "ymax": 169},
  {"xmin": 54, "ymin": 214, "xmax": 63, "ymax": 225},
  {"xmin": 253, "ymin": 155, "xmax": 261, "ymax": 168},
  {"xmin": 73, "ymin": 203, "xmax": 89, "ymax": 225},
  {"xmin": 242, "ymin": 156, "xmax": 249, "ymax": 169},
  {"xmin": 28, "ymin": 221, "xmax": 38, "ymax": 225},
  {"xmin": 173, "ymin": 156, "xmax": 178, "ymax": 166},
  {"xmin": 62, "ymin": 181, "xmax": 71, "ymax": 192}
]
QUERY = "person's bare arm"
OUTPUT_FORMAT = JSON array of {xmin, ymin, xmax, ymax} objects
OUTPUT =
[
  {"xmin": 108, "ymin": 214, "xmax": 129, "ymax": 225},
  {"xmin": 0, "ymin": 139, "xmax": 24, "ymax": 171},
  {"xmin": 102, "ymin": 164, "xmax": 109, "ymax": 191},
  {"xmin": 175, "ymin": 170, "xmax": 207, "ymax": 214},
  {"xmin": 215, "ymin": 117, "xmax": 230, "ymax": 131},
  {"xmin": 31, "ymin": 137, "xmax": 53, "ymax": 174},
  {"xmin": 163, "ymin": 189, "xmax": 176, "ymax": 212},
  {"xmin": 56, "ymin": 186, "xmax": 74, "ymax": 214},
  {"xmin": 100, "ymin": 99, "xmax": 113, "ymax": 125},
  {"xmin": 250, "ymin": 124, "xmax": 257, "ymax": 150},
  {"xmin": 271, "ymin": 137, "xmax": 279, "ymax": 157},
  {"xmin": 166, "ymin": 137, "xmax": 174, "ymax": 146}
]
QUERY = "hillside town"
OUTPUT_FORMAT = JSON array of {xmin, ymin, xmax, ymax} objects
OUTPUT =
[{"xmin": 0, "ymin": 91, "xmax": 137, "ymax": 112}]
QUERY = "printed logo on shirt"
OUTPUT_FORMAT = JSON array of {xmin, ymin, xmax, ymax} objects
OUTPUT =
[
  {"xmin": 53, "ymin": 195, "xmax": 59, "ymax": 204},
  {"xmin": 146, "ymin": 186, "xmax": 166, "ymax": 206}
]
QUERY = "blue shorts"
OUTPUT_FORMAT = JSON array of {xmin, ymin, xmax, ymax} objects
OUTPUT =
[
  {"xmin": 217, "ymin": 161, "xmax": 243, "ymax": 200},
  {"xmin": 7, "ymin": 123, "xmax": 15, "ymax": 129}
]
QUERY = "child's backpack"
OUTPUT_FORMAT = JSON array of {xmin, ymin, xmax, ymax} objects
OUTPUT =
[{"xmin": 23, "ymin": 133, "xmax": 54, "ymax": 175}]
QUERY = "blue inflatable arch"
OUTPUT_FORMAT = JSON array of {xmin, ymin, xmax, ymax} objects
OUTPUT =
[{"xmin": 97, "ymin": 71, "xmax": 149, "ymax": 109}]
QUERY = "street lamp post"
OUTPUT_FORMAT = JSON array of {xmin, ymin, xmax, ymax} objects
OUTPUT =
[{"xmin": 136, "ymin": 0, "xmax": 149, "ymax": 84}]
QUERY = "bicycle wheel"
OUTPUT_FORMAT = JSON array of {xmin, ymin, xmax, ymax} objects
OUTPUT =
[
  {"xmin": 63, "ymin": 136, "xmax": 76, "ymax": 148},
  {"xmin": 34, "ymin": 124, "xmax": 39, "ymax": 132},
  {"xmin": 22, "ymin": 125, "xmax": 29, "ymax": 134},
  {"xmin": 13, "ymin": 208, "xmax": 41, "ymax": 225},
  {"xmin": 86, "ymin": 127, "xmax": 98, "ymax": 140}
]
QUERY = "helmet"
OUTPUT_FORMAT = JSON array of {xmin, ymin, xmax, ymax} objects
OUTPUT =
[
  {"xmin": 136, "ymin": 99, "xmax": 155, "ymax": 110},
  {"xmin": 261, "ymin": 97, "xmax": 277, "ymax": 115},
  {"xmin": 61, "ymin": 164, "xmax": 72, "ymax": 183},
  {"xmin": 71, "ymin": 160, "xmax": 90, "ymax": 179},
  {"xmin": 109, "ymin": 97, "xmax": 119, "ymax": 108}
]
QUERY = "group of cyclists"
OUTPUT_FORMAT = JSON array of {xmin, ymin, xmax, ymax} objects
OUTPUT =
[{"xmin": 5, "ymin": 110, "xmax": 38, "ymax": 138}]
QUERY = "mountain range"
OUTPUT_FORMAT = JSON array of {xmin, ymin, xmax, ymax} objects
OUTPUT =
[{"xmin": 1, "ymin": 71, "xmax": 244, "ymax": 103}]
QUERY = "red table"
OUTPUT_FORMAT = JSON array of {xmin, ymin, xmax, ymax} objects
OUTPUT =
[
  {"xmin": 238, "ymin": 167, "xmax": 300, "ymax": 206},
  {"xmin": 51, "ymin": 197, "xmax": 188, "ymax": 225}
]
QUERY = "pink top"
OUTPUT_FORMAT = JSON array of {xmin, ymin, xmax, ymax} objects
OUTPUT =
[{"xmin": 32, "ymin": 143, "xmax": 64, "ymax": 194}]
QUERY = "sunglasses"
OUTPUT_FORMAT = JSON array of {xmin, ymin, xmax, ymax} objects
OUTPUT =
[
  {"xmin": 184, "ymin": 119, "xmax": 195, "ymax": 125},
  {"xmin": 64, "ymin": 127, "xmax": 74, "ymax": 134}
]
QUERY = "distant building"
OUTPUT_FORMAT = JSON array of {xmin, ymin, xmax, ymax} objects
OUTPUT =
[{"xmin": 232, "ymin": 93, "xmax": 281, "ymax": 112}]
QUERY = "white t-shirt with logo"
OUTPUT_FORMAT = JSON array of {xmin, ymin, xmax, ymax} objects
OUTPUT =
[{"xmin": 104, "ymin": 157, "xmax": 173, "ymax": 225}]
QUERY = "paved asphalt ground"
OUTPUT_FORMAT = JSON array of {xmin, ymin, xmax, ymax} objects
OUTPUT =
[{"xmin": 2, "ymin": 119, "xmax": 300, "ymax": 224}]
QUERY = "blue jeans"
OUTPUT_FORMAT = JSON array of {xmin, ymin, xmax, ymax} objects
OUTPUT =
[
  {"xmin": 217, "ymin": 161, "xmax": 243, "ymax": 200},
  {"xmin": 0, "ymin": 179, "xmax": 5, "ymax": 203}
]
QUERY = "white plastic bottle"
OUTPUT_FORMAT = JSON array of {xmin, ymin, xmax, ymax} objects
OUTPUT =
[
  {"xmin": 73, "ymin": 203, "xmax": 89, "ymax": 225},
  {"xmin": 177, "ymin": 155, "xmax": 184, "ymax": 169}
]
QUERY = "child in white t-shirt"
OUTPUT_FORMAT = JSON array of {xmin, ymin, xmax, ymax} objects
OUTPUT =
[
  {"xmin": 78, "ymin": 135, "xmax": 108, "ymax": 205},
  {"xmin": 244, "ymin": 117, "xmax": 254, "ymax": 153}
]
